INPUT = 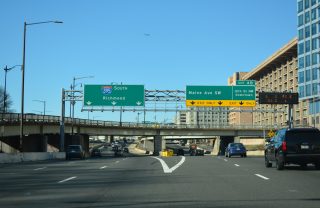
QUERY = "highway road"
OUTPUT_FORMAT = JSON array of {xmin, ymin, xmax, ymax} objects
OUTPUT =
[{"xmin": 1, "ymin": 154, "xmax": 320, "ymax": 208}]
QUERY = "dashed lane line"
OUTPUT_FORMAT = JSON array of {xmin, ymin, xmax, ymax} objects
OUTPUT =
[
  {"xmin": 34, "ymin": 167, "xmax": 47, "ymax": 171},
  {"xmin": 224, "ymin": 159, "xmax": 228, "ymax": 162},
  {"xmin": 234, "ymin": 164, "xmax": 240, "ymax": 167},
  {"xmin": 58, "ymin": 176, "xmax": 77, "ymax": 183},
  {"xmin": 100, "ymin": 166, "xmax": 108, "ymax": 169},
  {"xmin": 255, "ymin": 174, "xmax": 270, "ymax": 180}
]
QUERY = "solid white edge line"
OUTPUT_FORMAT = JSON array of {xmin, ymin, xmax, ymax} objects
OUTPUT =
[
  {"xmin": 151, "ymin": 156, "xmax": 185, "ymax": 174},
  {"xmin": 34, "ymin": 167, "xmax": 47, "ymax": 171},
  {"xmin": 255, "ymin": 174, "xmax": 269, "ymax": 180},
  {"xmin": 234, "ymin": 164, "xmax": 240, "ymax": 167},
  {"xmin": 58, "ymin": 176, "xmax": 77, "ymax": 183}
]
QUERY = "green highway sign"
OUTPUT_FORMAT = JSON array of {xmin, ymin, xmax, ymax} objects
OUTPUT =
[
  {"xmin": 236, "ymin": 80, "xmax": 256, "ymax": 86},
  {"xmin": 186, "ymin": 85, "xmax": 256, "ymax": 107},
  {"xmin": 84, "ymin": 85, "xmax": 145, "ymax": 107}
]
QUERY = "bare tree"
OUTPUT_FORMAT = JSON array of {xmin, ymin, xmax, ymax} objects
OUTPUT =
[{"xmin": 0, "ymin": 86, "xmax": 13, "ymax": 113}]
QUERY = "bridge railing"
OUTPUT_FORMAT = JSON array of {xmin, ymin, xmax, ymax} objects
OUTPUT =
[{"xmin": 1, "ymin": 113, "xmax": 284, "ymax": 130}]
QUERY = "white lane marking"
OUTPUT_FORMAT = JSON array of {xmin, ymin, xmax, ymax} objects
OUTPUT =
[
  {"xmin": 255, "ymin": 174, "xmax": 269, "ymax": 180},
  {"xmin": 34, "ymin": 167, "xmax": 47, "ymax": 171},
  {"xmin": 224, "ymin": 159, "xmax": 228, "ymax": 162},
  {"xmin": 100, "ymin": 166, "xmax": 108, "ymax": 169},
  {"xmin": 151, "ymin": 156, "xmax": 186, "ymax": 174},
  {"xmin": 234, "ymin": 164, "xmax": 240, "ymax": 167},
  {"xmin": 58, "ymin": 176, "xmax": 77, "ymax": 183},
  {"xmin": 115, "ymin": 161, "xmax": 120, "ymax": 164}
]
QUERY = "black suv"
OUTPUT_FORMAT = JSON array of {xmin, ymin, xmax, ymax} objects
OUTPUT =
[{"xmin": 265, "ymin": 128, "xmax": 320, "ymax": 170}]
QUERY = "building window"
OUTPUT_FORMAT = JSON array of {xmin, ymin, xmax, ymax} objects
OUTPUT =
[
  {"xmin": 305, "ymin": 11, "xmax": 311, "ymax": 23},
  {"xmin": 312, "ymin": 23, "xmax": 317, "ymax": 35},
  {"xmin": 299, "ymin": 14, "xmax": 304, "ymax": 27},
  {"xmin": 312, "ymin": 0, "xmax": 317, "ymax": 6},
  {"xmin": 312, "ymin": 38, "xmax": 317, "ymax": 50},
  {"xmin": 299, "ymin": 57, "xmax": 305, "ymax": 68},
  {"xmin": 299, "ymin": 71, "xmax": 305, "ymax": 83},
  {"xmin": 299, "ymin": 42, "xmax": 305, "ymax": 55},
  {"xmin": 299, "ymin": 86, "xmax": 305, "ymax": 98},
  {"xmin": 298, "ymin": 1, "xmax": 304, "ymax": 13},
  {"xmin": 305, "ymin": 26, "xmax": 311, "ymax": 38},
  {"xmin": 306, "ymin": 69, "xmax": 311, "ymax": 81},
  {"xmin": 312, "ymin": 8, "xmax": 317, "ymax": 20},
  {"xmin": 306, "ymin": 84, "xmax": 312, "ymax": 96},
  {"xmin": 305, "ymin": 0, "xmax": 310, "ymax": 9},
  {"xmin": 313, "ymin": 83, "xmax": 318, "ymax": 95},
  {"xmin": 306, "ymin": 55, "xmax": 311, "ymax": 67},
  {"xmin": 306, "ymin": 40, "xmax": 311, "ymax": 52},
  {"xmin": 312, "ymin": 67, "xmax": 318, "ymax": 80},
  {"xmin": 312, "ymin": 53, "xmax": 318, "ymax": 65}
]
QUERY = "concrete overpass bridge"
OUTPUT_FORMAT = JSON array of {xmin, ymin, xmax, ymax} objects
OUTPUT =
[{"xmin": 1, "ymin": 113, "xmax": 279, "ymax": 155}]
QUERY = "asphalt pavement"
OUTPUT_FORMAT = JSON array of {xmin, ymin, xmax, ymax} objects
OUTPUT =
[{"xmin": 1, "ymin": 154, "xmax": 320, "ymax": 208}]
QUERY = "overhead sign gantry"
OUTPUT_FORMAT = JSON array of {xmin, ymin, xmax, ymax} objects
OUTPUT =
[
  {"xmin": 83, "ymin": 84, "xmax": 145, "ymax": 107},
  {"xmin": 186, "ymin": 85, "xmax": 256, "ymax": 107}
]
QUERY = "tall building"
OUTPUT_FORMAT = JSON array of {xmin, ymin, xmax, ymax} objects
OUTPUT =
[
  {"xmin": 242, "ymin": 38, "xmax": 310, "ymax": 127},
  {"xmin": 228, "ymin": 72, "xmax": 253, "ymax": 126},
  {"xmin": 297, "ymin": 0, "xmax": 320, "ymax": 124},
  {"xmin": 186, "ymin": 107, "xmax": 228, "ymax": 127}
]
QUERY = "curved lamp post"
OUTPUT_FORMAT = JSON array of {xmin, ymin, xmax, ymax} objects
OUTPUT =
[
  {"xmin": 20, "ymin": 20, "xmax": 63, "ymax": 151},
  {"xmin": 3, "ymin": 65, "xmax": 21, "ymax": 113}
]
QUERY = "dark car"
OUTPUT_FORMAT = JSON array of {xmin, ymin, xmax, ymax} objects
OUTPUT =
[
  {"xmin": 66, "ymin": 145, "xmax": 85, "ymax": 160},
  {"xmin": 265, "ymin": 128, "xmax": 320, "ymax": 170},
  {"xmin": 225, "ymin": 143, "xmax": 247, "ymax": 158},
  {"xmin": 90, "ymin": 148, "xmax": 102, "ymax": 157}
]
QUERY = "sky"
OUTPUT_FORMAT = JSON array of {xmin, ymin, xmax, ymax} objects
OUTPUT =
[{"xmin": 0, "ymin": 0, "xmax": 297, "ymax": 123}]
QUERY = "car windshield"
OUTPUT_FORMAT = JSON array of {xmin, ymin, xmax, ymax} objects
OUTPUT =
[
  {"xmin": 286, "ymin": 131, "xmax": 320, "ymax": 144},
  {"xmin": 67, "ymin": 146, "xmax": 81, "ymax": 150}
]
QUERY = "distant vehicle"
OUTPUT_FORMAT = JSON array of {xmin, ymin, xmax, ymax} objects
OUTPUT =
[
  {"xmin": 225, "ymin": 143, "xmax": 247, "ymax": 158},
  {"xmin": 189, "ymin": 144, "xmax": 204, "ymax": 156},
  {"xmin": 265, "ymin": 128, "xmax": 320, "ymax": 170},
  {"xmin": 113, "ymin": 145, "xmax": 124, "ymax": 157},
  {"xmin": 66, "ymin": 145, "xmax": 85, "ymax": 160},
  {"xmin": 90, "ymin": 148, "xmax": 102, "ymax": 157}
]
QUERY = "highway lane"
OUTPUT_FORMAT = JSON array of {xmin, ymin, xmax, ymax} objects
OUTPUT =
[{"xmin": 0, "ymin": 156, "xmax": 320, "ymax": 207}]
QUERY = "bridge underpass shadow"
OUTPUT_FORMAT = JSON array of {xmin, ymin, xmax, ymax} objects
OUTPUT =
[{"xmin": 218, "ymin": 136, "xmax": 234, "ymax": 156}]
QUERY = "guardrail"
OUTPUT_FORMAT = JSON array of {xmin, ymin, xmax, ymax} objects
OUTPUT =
[{"xmin": 1, "ymin": 113, "xmax": 284, "ymax": 130}]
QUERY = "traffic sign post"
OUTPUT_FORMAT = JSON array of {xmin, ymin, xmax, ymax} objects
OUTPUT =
[
  {"xmin": 83, "ymin": 85, "xmax": 145, "ymax": 107},
  {"xmin": 186, "ymin": 85, "xmax": 256, "ymax": 107}
]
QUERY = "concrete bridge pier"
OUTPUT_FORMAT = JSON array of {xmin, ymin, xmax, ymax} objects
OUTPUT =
[
  {"xmin": 65, "ymin": 134, "xmax": 90, "ymax": 153},
  {"xmin": 153, "ymin": 131, "xmax": 162, "ymax": 156},
  {"xmin": 212, "ymin": 136, "xmax": 234, "ymax": 156}
]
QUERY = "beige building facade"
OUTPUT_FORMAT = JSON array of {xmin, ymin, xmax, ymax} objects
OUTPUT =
[
  {"xmin": 228, "ymin": 72, "xmax": 254, "ymax": 126},
  {"xmin": 239, "ymin": 38, "xmax": 310, "ymax": 128}
]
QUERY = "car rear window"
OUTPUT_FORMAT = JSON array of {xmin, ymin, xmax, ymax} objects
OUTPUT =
[
  {"xmin": 286, "ymin": 131, "xmax": 320, "ymax": 144},
  {"xmin": 68, "ymin": 146, "xmax": 81, "ymax": 150},
  {"xmin": 230, "ymin": 143, "xmax": 244, "ymax": 148}
]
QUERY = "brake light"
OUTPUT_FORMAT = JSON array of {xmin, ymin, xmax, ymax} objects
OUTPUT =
[{"xmin": 282, "ymin": 141, "xmax": 287, "ymax": 152}]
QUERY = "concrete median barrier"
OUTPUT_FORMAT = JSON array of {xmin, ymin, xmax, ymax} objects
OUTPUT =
[{"xmin": 0, "ymin": 152, "xmax": 66, "ymax": 163}]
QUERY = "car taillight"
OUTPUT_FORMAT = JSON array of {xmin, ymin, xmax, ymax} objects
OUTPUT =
[{"xmin": 282, "ymin": 141, "xmax": 287, "ymax": 152}]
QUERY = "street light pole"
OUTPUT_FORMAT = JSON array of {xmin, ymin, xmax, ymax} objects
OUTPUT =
[
  {"xmin": 20, "ymin": 20, "xmax": 63, "ymax": 151},
  {"xmin": 3, "ymin": 65, "xmax": 21, "ymax": 113},
  {"xmin": 33, "ymin": 100, "xmax": 46, "ymax": 115},
  {"xmin": 71, "ymin": 75, "xmax": 94, "ymax": 138}
]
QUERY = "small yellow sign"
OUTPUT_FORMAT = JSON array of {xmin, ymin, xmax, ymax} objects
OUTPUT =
[
  {"xmin": 186, "ymin": 100, "xmax": 256, "ymax": 107},
  {"xmin": 268, "ymin": 130, "xmax": 275, "ymax": 138}
]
